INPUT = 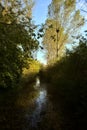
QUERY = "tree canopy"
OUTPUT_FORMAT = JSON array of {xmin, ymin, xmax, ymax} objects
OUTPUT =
[
  {"xmin": 0, "ymin": 0, "xmax": 39, "ymax": 88},
  {"xmin": 43, "ymin": 0, "xmax": 84, "ymax": 64}
]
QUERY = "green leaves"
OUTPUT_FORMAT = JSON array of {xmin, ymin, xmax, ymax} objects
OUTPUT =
[{"xmin": 0, "ymin": 1, "xmax": 39, "ymax": 88}]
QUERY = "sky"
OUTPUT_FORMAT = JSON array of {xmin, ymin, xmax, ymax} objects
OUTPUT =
[
  {"xmin": 32, "ymin": 0, "xmax": 52, "ymax": 64},
  {"xmin": 32, "ymin": 0, "xmax": 87, "ymax": 64},
  {"xmin": 33, "ymin": 0, "xmax": 52, "ymax": 25}
]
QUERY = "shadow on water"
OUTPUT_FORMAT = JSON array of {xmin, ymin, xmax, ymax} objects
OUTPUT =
[
  {"xmin": 24, "ymin": 77, "xmax": 48, "ymax": 130},
  {"xmin": 0, "ymin": 77, "xmax": 61, "ymax": 130},
  {"xmin": 23, "ymin": 77, "xmax": 61, "ymax": 130}
]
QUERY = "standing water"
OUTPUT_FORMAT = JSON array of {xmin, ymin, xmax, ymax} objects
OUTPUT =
[
  {"xmin": 0, "ymin": 77, "xmax": 61, "ymax": 130},
  {"xmin": 23, "ymin": 77, "xmax": 61, "ymax": 130},
  {"xmin": 30, "ymin": 77, "xmax": 47, "ymax": 127},
  {"xmin": 24, "ymin": 77, "xmax": 48, "ymax": 129}
]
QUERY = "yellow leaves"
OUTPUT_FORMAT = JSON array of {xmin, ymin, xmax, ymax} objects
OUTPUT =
[
  {"xmin": 74, "ymin": 10, "xmax": 80, "ymax": 20},
  {"xmin": 65, "ymin": 0, "xmax": 76, "ymax": 7},
  {"xmin": 2, "ymin": 9, "xmax": 7, "ymax": 16},
  {"xmin": 0, "ymin": 0, "xmax": 33, "ymax": 21},
  {"xmin": 26, "ymin": 11, "xmax": 31, "ymax": 18},
  {"xmin": 23, "ymin": 0, "xmax": 34, "ymax": 17},
  {"xmin": 23, "ymin": 60, "xmax": 41, "ymax": 76}
]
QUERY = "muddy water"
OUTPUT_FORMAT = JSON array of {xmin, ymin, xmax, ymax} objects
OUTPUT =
[
  {"xmin": 0, "ymin": 77, "xmax": 61, "ymax": 130},
  {"xmin": 23, "ymin": 77, "xmax": 61, "ymax": 130},
  {"xmin": 24, "ymin": 78, "xmax": 49, "ymax": 129}
]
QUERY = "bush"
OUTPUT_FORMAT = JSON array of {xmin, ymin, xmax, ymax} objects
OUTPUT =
[{"xmin": 43, "ymin": 37, "xmax": 87, "ymax": 129}]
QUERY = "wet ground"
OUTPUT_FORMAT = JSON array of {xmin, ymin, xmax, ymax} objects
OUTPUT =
[{"xmin": 0, "ymin": 78, "xmax": 61, "ymax": 130}]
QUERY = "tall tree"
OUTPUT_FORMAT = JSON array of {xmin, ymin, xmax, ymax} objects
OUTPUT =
[{"xmin": 43, "ymin": 0, "xmax": 84, "ymax": 63}]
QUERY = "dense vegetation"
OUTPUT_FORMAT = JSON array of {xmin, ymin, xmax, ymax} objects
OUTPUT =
[
  {"xmin": 0, "ymin": 0, "xmax": 87, "ymax": 129},
  {"xmin": 40, "ymin": 35, "xmax": 87, "ymax": 129},
  {"xmin": 39, "ymin": 1, "xmax": 87, "ymax": 128},
  {"xmin": 0, "ymin": 0, "xmax": 39, "ymax": 89}
]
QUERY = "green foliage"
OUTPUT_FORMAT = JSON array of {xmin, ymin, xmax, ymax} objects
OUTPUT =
[
  {"xmin": 0, "ymin": 2, "xmax": 39, "ymax": 88},
  {"xmin": 22, "ymin": 59, "xmax": 41, "ymax": 83},
  {"xmin": 41, "ymin": 36, "xmax": 87, "ymax": 129}
]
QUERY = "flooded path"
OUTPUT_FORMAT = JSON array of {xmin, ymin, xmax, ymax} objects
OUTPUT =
[
  {"xmin": 23, "ymin": 77, "xmax": 61, "ymax": 130},
  {"xmin": 24, "ymin": 78, "xmax": 48, "ymax": 129},
  {"xmin": 0, "ymin": 77, "xmax": 61, "ymax": 130}
]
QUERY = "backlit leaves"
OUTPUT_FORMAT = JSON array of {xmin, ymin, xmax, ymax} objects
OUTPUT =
[{"xmin": 43, "ymin": 0, "xmax": 84, "ymax": 63}]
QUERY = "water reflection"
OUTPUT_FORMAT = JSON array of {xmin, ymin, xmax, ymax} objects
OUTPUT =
[
  {"xmin": 31, "ymin": 89, "xmax": 47, "ymax": 127},
  {"xmin": 36, "ymin": 77, "xmax": 40, "ymax": 86},
  {"xmin": 25, "ymin": 77, "xmax": 48, "ymax": 129},
  {"xmin": 34, "ymin": 77, "xmax": 40, "ymax": 89}
]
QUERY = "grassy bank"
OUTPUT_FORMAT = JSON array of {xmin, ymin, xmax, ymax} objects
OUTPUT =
[{"xmin": 40, "ymin": 41, "xmax": 87, "ymax": 129}]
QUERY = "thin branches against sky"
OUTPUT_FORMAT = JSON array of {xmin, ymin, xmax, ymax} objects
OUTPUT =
[{"xmin": 77, "ymin": 0, "xmax": 87, "ymax": 14}]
